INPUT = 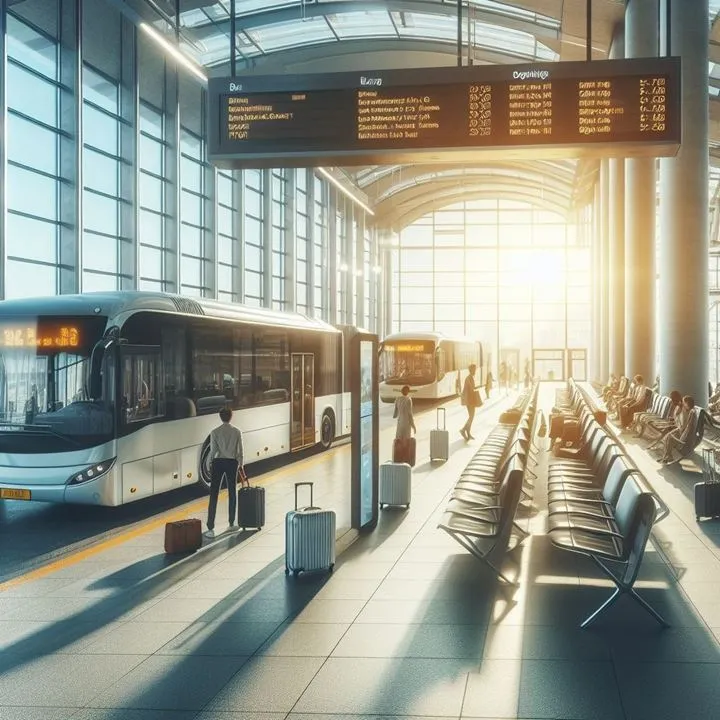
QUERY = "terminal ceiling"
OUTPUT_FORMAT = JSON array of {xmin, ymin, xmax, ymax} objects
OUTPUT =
[{"xmin": 132, "ymin": 0, "xmax": 720, "ymax": 227}]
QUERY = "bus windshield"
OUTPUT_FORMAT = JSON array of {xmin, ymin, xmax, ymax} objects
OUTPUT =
[
  {"xmin": 0, "ymin": 316, "xmax": 113, "ymax": 452},
  {"xmin": 380, "ymin": 341, "xmax": 436, "ymax": 385}
]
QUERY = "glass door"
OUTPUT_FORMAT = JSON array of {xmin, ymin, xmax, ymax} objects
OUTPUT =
[
  {"xmin": 291, "ymin": 353, "xmax": 315, "ymax": 451},
  {"xmin": 567, "ymin": 349, "xmax": 587, "ymax": 381},
  {"xmin": 532, "ymin": 348, "xmax": 565, "ymax": 381}
]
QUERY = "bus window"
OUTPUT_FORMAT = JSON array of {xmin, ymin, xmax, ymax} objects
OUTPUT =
[
  {"xmin": 122, "ymin": 348, "xmax": 162, "ymax": 424},
  {"xmin": 436, "ymin": 348, "xmax": 446, "ymax": 380},
  {"xmin": 252, "ymin": 330, "xmax": 290, "ymax": 405},
  {"xmin": 380, "ymin": 341, "xmax": 436, "ymax": 385}
]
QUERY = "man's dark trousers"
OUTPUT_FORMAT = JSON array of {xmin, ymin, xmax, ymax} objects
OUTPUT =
[{"xmin": 207, "ymin": 458, "xmax": 238, "ymax": 531}]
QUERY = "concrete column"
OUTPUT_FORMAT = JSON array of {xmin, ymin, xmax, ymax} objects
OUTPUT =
[
  {"xmin": 624, "ymin": 0, "xmax": 658, "ymax": 382},
  {"xmin": 659, "ymin": 0, "xmax": 709, "ymax": 400},
  {"xmin": 608, "ymin": 158, "xmax": 626, "ymax": 375},
  {"xmin": 599, "ymin": 160, "xmax": 610, "ymax": 383},
  {"xmin": 608, "ymin": 30, "xmax": 626, "ymax": 376},
  {"xmin": 591, "ymin": 183, "xmax": 601, "ymax": 381}
]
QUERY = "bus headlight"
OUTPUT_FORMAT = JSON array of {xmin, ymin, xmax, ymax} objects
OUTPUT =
[{"xmin": 67, "ymin": 458, "xmax": 116, "ymax": 485}]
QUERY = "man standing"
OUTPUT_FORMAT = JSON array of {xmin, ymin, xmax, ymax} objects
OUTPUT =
[
  {"xmin": 393, "ymin": 385, "xmax": 416, "ymax": 440},
  {"xmin": 461, "ymin": 364, "xmax": 479, "ymax": 441},
  {"xmin": 205, "ymin": 407, "xmax": 244, "ymax": 539}
]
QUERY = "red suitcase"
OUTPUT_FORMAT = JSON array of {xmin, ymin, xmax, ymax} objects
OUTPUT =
[
  {"xmin": 164, "ymin": 518, "xmax": 202, "ymax": 554},
  {"xmin": 393, "ymin": 437, "xmax": 416, "ymax": 467}
]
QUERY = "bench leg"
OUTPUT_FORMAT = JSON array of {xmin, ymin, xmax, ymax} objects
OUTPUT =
[
  {"xmin": 580, "ymin": 556, "xmax": 670, "ymax": 629},
  {"xmin": 444, "ymin": 529, "xmax": 517, "ymax": 585}
]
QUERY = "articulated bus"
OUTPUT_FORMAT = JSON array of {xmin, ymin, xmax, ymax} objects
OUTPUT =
[
  {"xmin": 0, "ymin": 292, "xmax": 351, "ymax": 506},
  {"xmin": 378, "ymin": 332, "xmax": 484, "ymax": 402}
]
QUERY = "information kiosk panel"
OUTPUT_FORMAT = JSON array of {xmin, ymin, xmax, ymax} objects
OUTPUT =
[
  {"xmin": 208, "ymin": 57, "xmax": 680, "ymax": 168},
  {"xmin": 350, "ymin": 330, "xmax": 379, "ymax": 531}
]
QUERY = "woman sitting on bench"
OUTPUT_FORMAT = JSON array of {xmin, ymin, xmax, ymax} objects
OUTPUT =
[
  {"xmin": 634, "ymin": 390, "xmax": 682, "ymax": 439},
  {"xmin": 659, "ymin": 395, "xmax": 696, "ymax": 464}
]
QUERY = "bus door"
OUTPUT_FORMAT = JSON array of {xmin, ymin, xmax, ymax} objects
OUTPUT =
[{"xmin": 291, "ymin": 353, "xmax": 315, "ymax": 451}]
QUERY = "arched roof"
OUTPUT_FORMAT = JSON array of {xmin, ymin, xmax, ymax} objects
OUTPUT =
[{"xmin": 135, "ymin": 0, "xmax": 720, "ymax": 231}]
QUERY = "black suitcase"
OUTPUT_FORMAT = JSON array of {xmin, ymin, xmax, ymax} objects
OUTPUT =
[
  {"xmin": 393, "ymin": 437, "xmax": 416, "ymax": 467},
  {"xmin": 694, "ymin": 482, "xmax": 720, "ymax": 520},
  {"xmin": 238, "ymin": 485, "xmax": 265, "ymax": 530}
]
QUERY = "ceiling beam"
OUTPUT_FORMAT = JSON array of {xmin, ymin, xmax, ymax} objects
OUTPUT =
[{"xmin": 189, "ymin": 0, "xmax": 560, "ymax": 42}]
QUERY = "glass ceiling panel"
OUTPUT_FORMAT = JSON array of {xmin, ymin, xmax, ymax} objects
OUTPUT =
[
  {"xmin": 468, "ymin": 0, "xmax": 560, "ymax": 29},
  {"xmin": 247, "ymin": 17, "xmax": 336, "ymax": 51},
  {"xmin": 327, "ymin": 10, "xmax": 397, "ymax": 39},
  {"xmin": 394, "ymin": 13, "xmax": 457, "ymax": 41},
  {"xmin": 236, "ymin": 0, "xmax": 299, "ymax": 16}
]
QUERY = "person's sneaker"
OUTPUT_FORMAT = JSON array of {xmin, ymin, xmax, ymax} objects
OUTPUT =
[
  {"xmin": 228, "ymin": 524, "xmax": 238, "ymax": 532},
  {"xmin": 204, "ymin": 529, "xmax": 216, "ymax": 539}
]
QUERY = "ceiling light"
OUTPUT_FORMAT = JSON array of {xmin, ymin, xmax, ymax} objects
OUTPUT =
[
  {"xmin": 140, "ymin": 23, "xmax": 208, "ymax": 84},
  {"xmin": 317, "ymin": 167, "xmax": 375, "ymax": 216}
]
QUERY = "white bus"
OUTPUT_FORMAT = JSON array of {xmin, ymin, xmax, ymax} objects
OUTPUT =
[
  {"xmin": 379, "ymin": 332, "xmax": 483, "ymax": 402},
  {"xmin": 0, "ymin": 292, "xmax": 349, "ymax": 506}
]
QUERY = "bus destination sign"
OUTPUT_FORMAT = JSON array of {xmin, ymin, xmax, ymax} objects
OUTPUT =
[{"xmin": 208, "ymin": 57, "xmax": 680, "ymax": 168}]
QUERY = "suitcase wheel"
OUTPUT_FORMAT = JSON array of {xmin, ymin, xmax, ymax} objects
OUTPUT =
[
  {"xmin": 380, "ymin": 503, "xmax": 384, "ymax": 509},
  {"xmin": 293, "ymin": 569, "xmax": 301, "ymax": 577},
  {"xmin": 328, "ymin": 564, "xmax": 334, "ymax": 573},
  {"xmin": 285, "ymin": 568, "xmax": 289, "ymax": 575},
  {"xmin": 406, "ymin": 504, "xmax": 410, "ymax": 509}
]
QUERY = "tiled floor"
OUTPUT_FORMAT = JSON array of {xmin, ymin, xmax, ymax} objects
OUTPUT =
[{"xmin": 2, "ymin": 385, "xmax": 720, "ymax": 719}]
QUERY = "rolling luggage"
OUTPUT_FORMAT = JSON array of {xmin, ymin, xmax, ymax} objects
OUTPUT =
[
  {"xmin": 696, "ymin": 449, "xmax": 720, "ymax": 519},
  {"xmin": 549, "ymin": 413, "xmax": 565, "ymax": 440},
  {"xmin": 393, "ymin": 436, "xmax": 416, "ymax": 467},
  {"xmin": 285, "ymin": 481, "xmax": 335, "ymax": 576},
  {"xmin": 238, "ymin": 485, "xmax": 265, "ymax": 531},
  {"xmin": 379, "ymin": 462, "xmax": 412, "ymax": 509},
  {"xmin": 430, "ymin": 407, "xmax": 450, "ymax": 461},
  {"xmin": 164, "ymin": 518, "xmax": 202, "ymax": 554}
]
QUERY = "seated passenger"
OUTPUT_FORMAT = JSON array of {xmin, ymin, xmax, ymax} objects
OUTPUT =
[
  {"xmin": 618, "ymin": 375, "xmax": 649, "ymax": 429},
  {"xmin": 634, "ymin": 390, "xmax": 681, "ymax": 438},
  {"xmin": 602, "ymin": 374, "xmax": 618, "ymax": 402},
  {"xmin": 708, "ymin": 382, "xmax": 720, "ymax": 414},
  {"xmin": 659, "ymin": 395, "xmax": 696, "ymax": 464}
]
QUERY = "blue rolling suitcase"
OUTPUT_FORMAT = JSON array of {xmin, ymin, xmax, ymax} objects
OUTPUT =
[{"xmin": 285, "ymin": 482, "xmax": 336, "ymax": 576}]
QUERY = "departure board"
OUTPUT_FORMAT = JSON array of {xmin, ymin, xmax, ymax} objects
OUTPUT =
[{"xmin": 208, "ymin": 57, "xmax": 680, "ymax": 168}]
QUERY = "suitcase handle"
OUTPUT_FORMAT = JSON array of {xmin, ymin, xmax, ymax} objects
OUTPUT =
[
  {"xmin": 437, "ymin": 407, "xmax": 446, "ymax": 430},
  {"xmin": 294, "ymin": 481, "xmax": 314, "ymax": 510}
]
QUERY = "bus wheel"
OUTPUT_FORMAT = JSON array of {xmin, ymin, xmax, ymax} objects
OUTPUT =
[
  {"xmin": 198, "ymin": 438, "xmax": 212, "ymax": 491},
  {"xmin": 320, "ymin": 411, "xmax": 335, "ymax": 450}
]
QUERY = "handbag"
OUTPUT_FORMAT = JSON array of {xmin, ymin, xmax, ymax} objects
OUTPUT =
[{"xmin": 472, "ymin": 390, "xmax": 483, "ymax": 408}]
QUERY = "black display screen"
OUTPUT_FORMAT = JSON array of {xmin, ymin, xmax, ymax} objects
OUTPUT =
[{"xmin": 208, "ymin": 57, "xmax": 681, "ymax": 168}]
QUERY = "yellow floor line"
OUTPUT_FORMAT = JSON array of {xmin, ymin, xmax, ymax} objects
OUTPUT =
[{"xmin": 0, "ymin": 446, "xmax": 346, "ymax": 592}]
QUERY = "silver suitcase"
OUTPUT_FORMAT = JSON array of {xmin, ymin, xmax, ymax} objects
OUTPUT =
[
  {"xmin": 379, "ymin": 462, "xmax": 412, "ymax": 508},
  {"xmin": 430, "ymin": 408, "xmax": 450, "ymax": 461},
  {"xmin": 285, "ymin": 482, "xmax": 336, "ymax": 576}
]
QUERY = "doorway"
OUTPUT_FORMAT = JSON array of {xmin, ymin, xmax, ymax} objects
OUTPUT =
[
  {"xmin": 567, "ymin": 348, "xmax": 588, "ymax": 381},
  {"xmin": 291, "ymin": 353, "xmax": 315, "ymax": 451},
  {"xmin": 532, "ymin": 349, "xmax": 565, "ymax": 381}
]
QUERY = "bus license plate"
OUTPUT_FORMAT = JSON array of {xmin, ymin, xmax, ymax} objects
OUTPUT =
[{"xmin": 0, "ymin": 488, "xmax": 31, "ymax": 500}]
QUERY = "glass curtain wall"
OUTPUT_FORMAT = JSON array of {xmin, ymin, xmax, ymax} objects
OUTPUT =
[
  {"xmin": 0, "ymin": 1, "xmax": 373, "ymax": 327},
  {"xmin": 392, "ymin": 200, "xmax": 592, "ymax": 378}
]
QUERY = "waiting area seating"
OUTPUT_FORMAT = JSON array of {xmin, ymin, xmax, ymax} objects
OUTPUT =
[
  {"xmin": 437, "ymin": 384, "xmax": 539, "ymax": 584},
  {"xmin": 547, "ymin": 380, "xmax": 669, "ymax": 628}
]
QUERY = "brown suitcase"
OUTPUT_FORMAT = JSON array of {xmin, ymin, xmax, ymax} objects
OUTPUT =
[
  {"xmin": 562, "ymin": 419, "xmax": 581, "ymax": 444},
  {"xmin": 164, "ymin": 518, "xmax": 202, "ymax": 554}
]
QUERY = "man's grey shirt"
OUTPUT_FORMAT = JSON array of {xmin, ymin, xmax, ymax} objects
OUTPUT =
[{"xmin": 210, "ymin": 422, "xmax": 244, "ymax": 465}]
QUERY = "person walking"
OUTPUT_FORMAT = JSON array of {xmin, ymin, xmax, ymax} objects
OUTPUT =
[
  {"xmin": 461, "ymin": 364, "xmax": 480, "ymax": 440},
  {"xmin": 485, "ymin": 369, "xmax": 493, "ymax": 399},
  {"xmin": 205, "ymin": 407, "xmax": 244, "ymax": 539},
  {"xmin": 393, "ymin": 385, "xmax": 416, "ymax": 440}
]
